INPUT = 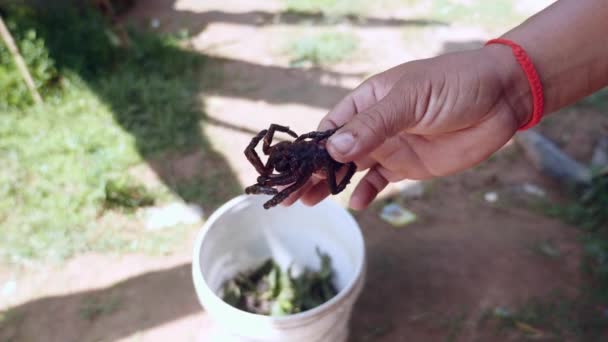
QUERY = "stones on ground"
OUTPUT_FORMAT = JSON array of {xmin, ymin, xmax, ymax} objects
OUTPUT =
[
  {"xmin": 143, "ymin": 202, "xmax": 204, "ymax": 230},
  {"xmin": 484, "ymin": 191, "xmax": 498, "ymax": 203},
  {"xmin": 515, "ymin": 130, "xmax": 591, "ymax": 187}
]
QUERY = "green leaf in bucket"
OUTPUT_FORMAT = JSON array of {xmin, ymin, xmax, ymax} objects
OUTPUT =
[{"xmin": 220, "ymin": 248, "xmax": 338, "ymax": 316}]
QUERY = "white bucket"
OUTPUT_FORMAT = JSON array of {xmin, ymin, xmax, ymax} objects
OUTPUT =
[{"xmin": 192, "ymin": 195, "xmax": 366, "ymax": 342}]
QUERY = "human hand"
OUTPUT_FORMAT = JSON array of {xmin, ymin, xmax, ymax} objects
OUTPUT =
[{"xmin": 283, "ymin": 45, "xmax": 532, "ymax": 210}]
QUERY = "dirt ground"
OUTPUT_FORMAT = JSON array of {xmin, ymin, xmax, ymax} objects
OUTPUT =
[{"xmin": 3, "ymin": 0, "xmax": 608, "ymax": 341}]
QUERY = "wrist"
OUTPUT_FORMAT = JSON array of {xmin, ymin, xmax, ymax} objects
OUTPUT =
[{"xmin": 481, "ymin": 44, "xmax": 533, "ymax": 128}]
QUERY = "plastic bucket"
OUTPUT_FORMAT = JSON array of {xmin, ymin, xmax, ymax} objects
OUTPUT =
[{"xmin": 192, "ymin": 195, "xmax": 366, "ymax": 342}]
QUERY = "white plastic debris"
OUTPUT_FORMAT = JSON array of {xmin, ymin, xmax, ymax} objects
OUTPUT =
[
  {"xmin": 591, "ymin": 136, "xmax": 608, "ymax": 169},
  {"xmin": 150, "ymin": 18, "xmax": 160, "ymax": 29},
  {"xmin": 1, "ymin": 280, "xmax": 17, "ymax": 297},
  {"xmin": 380, "ymin": 203, "xmax": 417, "ymax": 227},
  {"xmin": 144, "ymin": 202, "xmax": 204, "ymax": 230},
  {"xmin": 484, "ymin": 192, "xmax": 498, "ymax": 203},
  {"xmin": 522, "ymin": 183, "xmax": 546, "ymax": 198}
]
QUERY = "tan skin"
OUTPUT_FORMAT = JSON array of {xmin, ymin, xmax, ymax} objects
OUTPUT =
[{"xmin": 283, "ymin": 0, "xmax": 608, "ymax": 210}]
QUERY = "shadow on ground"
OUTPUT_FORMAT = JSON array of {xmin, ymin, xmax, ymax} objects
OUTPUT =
[
  {"xmin": 5, "ymin": 4, "xmax": 605, "ymax": 342},
  {"xmin": 0, "ymin": 2, "xmax": 386, "ymax": 212},
  {"xmin": 122, "ymin": 0, "xmax": 447, "ymax": 34},
  {"xmin": 0, "ymin": 264, "xmax": 197, "ymax": 342}
]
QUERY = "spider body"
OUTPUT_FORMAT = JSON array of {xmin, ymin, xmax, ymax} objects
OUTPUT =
[{"xmin": 244, "ymin": 124, "xmax": 357, "ymax": 209}]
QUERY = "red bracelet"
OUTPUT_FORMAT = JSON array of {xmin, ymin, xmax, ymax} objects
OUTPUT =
[{"xmin": 485, "ymin": 38, "xmax": 544, "ymax": 130}]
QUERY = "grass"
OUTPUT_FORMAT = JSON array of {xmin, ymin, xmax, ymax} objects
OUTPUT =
[
  {"xmin": 0, "ymin": 4, "xmax": 240, "ymax": 265},
  {"xmin": 529, "ymin": 240, "xmax": 561, "ymax": 259},
  {"xmin": 285, "ymin": 0, "xmax": 369, "ymax": 16},
  {"xmin": 528, "ymin": 171, "xmax": 608, "ymax": 339},
  {"xmin": 429, "ymin": 0, "xmax": 523, "ymax": 31},
  {"xmin": 483, "ymin": 293, "xmax": 608, "ymax": 341},
  {"xmin": 577, "ymin": 87, "xmax": 608, "ymax": 111},
  {"xmin": 286, "ymin": 31, "xmax": 358, "ymax": 67},
  {"xmin": 0, "ymin": 308, "xmax": 25, "ymax": 341},
  {"xmin": 444, "ymin": 312, "xmax": 467, "ymax": 342},
  {"xmin": 285, "ymin": 0, "xmax": 526, "ymax": 30},
  {"xmin": 488, "ymin": 300, "xmax": 571, "ymax": 339}
]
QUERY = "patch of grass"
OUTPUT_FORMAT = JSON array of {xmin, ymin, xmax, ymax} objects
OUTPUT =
[
  {"xmin": 430, "ymin": 0, "xmax": 523, "ymax": 30},
  {"xmin": 104, "ymin": 177, "xmax": 156, "ymax": 212},
  {"xmin": 487, "ymin": 294, "xmax": 608, "ymax": 341},
  {"xmin": 444, "ymin": 312, "xmax": 467, "ymax": 342},
  {"xmin": 80, "ymin": 294, "xmax": 122, "ymax": 321},
  {"xmin": 535, "ymin": 174, "xmax": 608, "ymax": 339},
  {"xmin": 529, "ymin": 240, "xmax": 561, "ymax": 259},
  {"xmin": 0, "ymin": 86, "xmax": 143, "ymax": 263},
  {"xmin": 577, "ymin": 87, "xmax": 608, "ymax": 111},
  {"xmin": 285, "ymin": 0, "xmax": 368, "ymax": 16},
  {"xmin": 0, "ymin": 5, "xmax": 240, "ymax": 265},
  {"xmin": 174, "ymin": 175, "xmax": 242, "ymax": 212},
  {"xmin": 0, "ymin": 308, "xmax": 25, "ymax": 341},
  {"xmin": 287, "ymin": 31, "xmax": 358, "ymax": 67}
]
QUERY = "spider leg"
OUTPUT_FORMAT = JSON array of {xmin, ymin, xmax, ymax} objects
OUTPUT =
[
  {"xmin": 327, "ymin": 161, "xmax": 357, "ymax": 194},
  {"xmin": 263, "ymin": 174, "xmax": 311, "ymax": 209},
  {"xmin": 245, "ymin": 184, "xmax": 278, "ymax": 195},
  {"xmin": 257, "ymin": 173, "xmax": 298, "ymax": 186},
  {"xmin": 263, "ymin": 124, "xmax": 298, "ymax": 154},
  {"xmin": 244, "ymin": 129, "xmax": 269, "ymax": 176},
  {"xmin": 295, "ymin": 126, "xmax": 342, "ymax": 143}
]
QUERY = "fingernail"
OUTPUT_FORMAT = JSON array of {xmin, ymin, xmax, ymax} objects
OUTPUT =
[{"xmin": 329, "ymin": 132, "xmax": 355, "ymax": 155}]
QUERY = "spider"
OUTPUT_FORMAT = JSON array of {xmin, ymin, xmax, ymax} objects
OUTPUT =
[{"xmin": 244, "ymin": 124, "xmax": 357, "ymax": 209}]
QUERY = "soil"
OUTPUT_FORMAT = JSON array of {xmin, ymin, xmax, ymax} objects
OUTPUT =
[{"xmin": 2, "ymin": 0, "xmax": 606, "ymax": 341}]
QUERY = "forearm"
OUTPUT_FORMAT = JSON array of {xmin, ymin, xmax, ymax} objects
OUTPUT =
[{"xmin": 487, "ymin": 0, "xmax": 608, "ymax": 123}]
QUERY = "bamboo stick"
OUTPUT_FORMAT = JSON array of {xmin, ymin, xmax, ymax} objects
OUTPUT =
[{"xmin": 0, "ymin": 15, "xmax": 43, "ymax": 104}]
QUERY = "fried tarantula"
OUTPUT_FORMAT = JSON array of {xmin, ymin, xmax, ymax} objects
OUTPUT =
[{"xmin": 244, "ymin": 124, "xmax": 356, "ymax": 209}]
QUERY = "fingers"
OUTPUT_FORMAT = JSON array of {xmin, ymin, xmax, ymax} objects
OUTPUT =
[
  {"xmin": 282, "ymin": 83, "xmax": 380, "ymax": 207},
  {"xmin": 300, "ymin": 164, "xmax": 349, "ymax": 206},
  {"xmin": 281, "ymin": 176, "xmax": 322, "ymax": 207},
  {"xmin": 300, "ymin": 179, "xmax": 331, "ymax": 207},
  {"xmin": 318, "ymin": 81, "xmax": 382, "ymax": 131},
  {"xmin": 349, "ymin": 167, "xmax": 389, "ymax": 210},
  {"xmin": 327, "ymin": 84, "xmax": 417, "ymax": 164}
]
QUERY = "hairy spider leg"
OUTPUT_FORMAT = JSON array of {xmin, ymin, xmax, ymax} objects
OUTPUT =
[
  {"xmin": 327, "ymin": 162, "xmax": 357, "ymax": 194},
  {"xmin": 245, "ymin": 184, "xmax": 278, "ymax": 195},
  {"xmin": 294, "ymin": 126, "xmax": 340, "ymax": 143},
  {"xmin": 256, "ymin": 173, "xmax": 298, "ymax": 186},
  {"xmin": 263, "ymin": 124, "xmax": 298, "ymax": 155},
  {"xmin": 263, "ymin": 174, "xmax": 311, "ymax": 209},
  {"xmin": 244, "ymin": 129, "xmax": 269, "ymax": 176}
]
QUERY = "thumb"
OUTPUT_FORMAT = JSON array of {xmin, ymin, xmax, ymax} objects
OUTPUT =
[{"xmin": 327, "ymin": 89, "xmax": 413, "ymax": 162}]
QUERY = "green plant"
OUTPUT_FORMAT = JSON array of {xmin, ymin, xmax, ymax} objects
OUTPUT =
[
  {"xmin": 0, "ymin": 4, "xmax": 238, "ymax": 265},
  {"xmin": 285, "ymin": 0, "xmax": 367, "ymax": 15},
  {"xmin": 539, "ymin": 174, "xmax": 608, "ymax": 338},
  {"xmin": 222, "ymin": 248, "xmax": 337, "ymax": 316},
  {"xmin": 104, "ymin": 178, "xmax": 155, "ymax": 211},
  {"xmin": 577, "ymin": 87, "xmax": 608, "ymax": 110},
  {"xmin": 430, "ymin": 0, "xmax": 522, "ymax": 30},
  {"xmin": 287, "ymin": 31, "xmax": 358, "ymax": 67},
  {"xmin": 0, "ymin": 9, "xmax": 59, "ymax": 108}
]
